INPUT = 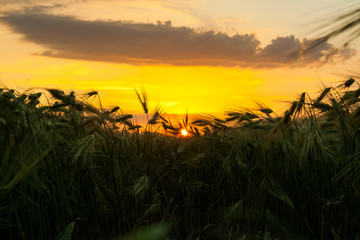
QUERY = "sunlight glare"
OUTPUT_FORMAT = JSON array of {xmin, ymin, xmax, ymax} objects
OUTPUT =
[{"xmin": 180, "ymin": 129, "xmax": 188, "ymax": 136}]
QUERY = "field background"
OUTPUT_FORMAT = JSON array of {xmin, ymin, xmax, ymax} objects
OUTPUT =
[{"xmin": 1, "ymin": 79, "xmax": 360, "ymax": 239}]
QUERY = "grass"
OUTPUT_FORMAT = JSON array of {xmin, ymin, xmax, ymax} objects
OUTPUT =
[{"xmin": 1, "ymin": 79, "xmax": 360, "ymax": 239}]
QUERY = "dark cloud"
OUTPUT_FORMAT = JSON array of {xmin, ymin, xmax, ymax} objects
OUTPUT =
[
  {"xmin": 22, "ymin": 4, "xmax": 65, "ymax": 13},
  {"xmin": 0, "ymin": 10, "xmax": 356, "ymax": 68}
]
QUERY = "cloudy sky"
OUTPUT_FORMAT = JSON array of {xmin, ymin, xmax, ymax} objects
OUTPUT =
[{"xmin": 0, "ymin": 0, "xmax": 358, "ymax": 114}]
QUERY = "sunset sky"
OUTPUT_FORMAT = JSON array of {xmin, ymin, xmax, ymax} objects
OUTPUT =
[{"xmin": 0, "ymin": 0, "xmax": 358, "ymax": 115}]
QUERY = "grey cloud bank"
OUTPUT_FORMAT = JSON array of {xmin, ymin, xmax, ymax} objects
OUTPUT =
[{"xmin": 0, "ymin": 11, "xmax": 356, "ymax": 68}]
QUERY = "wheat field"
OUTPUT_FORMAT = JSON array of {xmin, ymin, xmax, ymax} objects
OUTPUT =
[{"xmin": 1, "ymin": 78, "xmax": 360, "ymax": 239}]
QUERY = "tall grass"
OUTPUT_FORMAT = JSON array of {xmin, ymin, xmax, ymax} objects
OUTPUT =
[{"xmin": 1, "ymin": 80, "xmax": 360, "ymax": 239}]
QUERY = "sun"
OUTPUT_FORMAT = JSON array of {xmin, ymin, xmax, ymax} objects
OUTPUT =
[{"xmin": 180, "ymin": 128, "xmax": 188, "ymax": 136}]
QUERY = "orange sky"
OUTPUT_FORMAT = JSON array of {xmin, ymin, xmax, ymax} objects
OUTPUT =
[{"xmin": 0, "ymin": 0, "xmax": 358, "ymax": 115}]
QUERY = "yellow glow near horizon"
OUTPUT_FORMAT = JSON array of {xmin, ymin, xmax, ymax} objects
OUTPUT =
[{"xmin": 0, "ymin": 53, "xmax": 343, "ymax": 115}]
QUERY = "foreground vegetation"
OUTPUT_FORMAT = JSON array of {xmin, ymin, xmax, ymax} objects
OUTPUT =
[{"xmin": 1, "ymin": 79, "xmax": 360, "ymax": 239}]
